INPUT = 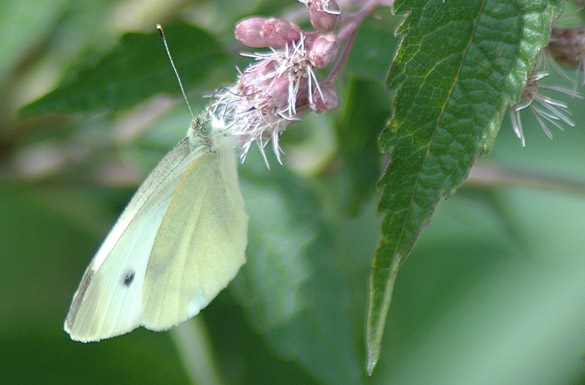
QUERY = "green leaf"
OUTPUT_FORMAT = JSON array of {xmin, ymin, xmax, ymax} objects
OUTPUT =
[
  {"xmin": 20, "ymin": 23, "xmax": 227, "ymax": 117},
  {"xmin": 367, "ymin": 0, "xmax": 563, "ymax": 374},
  {"xmin": 205, "ymin": 300, "xmax": 321, "ymax": 385},
  {"xmin": 235, "ymin": 151, "xmax": 362, "ymax": 385},
  {"xmin": 335, "ymin": 77, "xmax": 390, "ymax": 215}
]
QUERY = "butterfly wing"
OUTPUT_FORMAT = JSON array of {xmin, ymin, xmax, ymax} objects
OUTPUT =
[
  {"xmin": 142, "ymin": 137, "xmax": 248, "ymax": 329},
  {"xmin": 65, "ymin": 138, "xmax": 203, "ymax": 342}
]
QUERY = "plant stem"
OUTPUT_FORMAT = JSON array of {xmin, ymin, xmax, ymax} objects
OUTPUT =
[
  {"xmin": 170, "ymin": 318, "xmax": 226, "ymax": 385},
  {"xmin": 326, "ymin": 0, "xmax": 388, "ymax": 83}
]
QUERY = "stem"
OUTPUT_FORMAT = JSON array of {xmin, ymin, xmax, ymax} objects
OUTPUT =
[
  {"xmin": 338, "ymin": 0, "xmax": 382, "ymax": 42},
  {"xmin": 325, "ymin": 31, "xmax": 357, "ymax": 84},
  {"xmin": 467, "ymin": 163, "xmax": 585, "ymax": 197},
  {"xmin": 325, "ymin": 0, "xmax": 386, "ymax": 83},
  {"xmin": 170, "ymin": 318, "xmax": 226, "ymax": 385}
]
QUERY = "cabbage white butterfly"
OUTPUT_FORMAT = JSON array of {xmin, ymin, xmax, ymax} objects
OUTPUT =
[{"xmin": 64, "ymin": 111, "xmax": 248, "ymax": 342}]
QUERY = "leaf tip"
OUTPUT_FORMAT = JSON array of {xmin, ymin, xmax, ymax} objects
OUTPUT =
[{"xmin": 366, "ymin": 347, "xmax": 379, "ymax": 376}]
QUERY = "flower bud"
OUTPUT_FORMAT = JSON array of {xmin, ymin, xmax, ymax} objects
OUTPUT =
[
  {"xmin": 235, "ymin": 17, "xmax": 266, "ymax": 47},
  {"xmin": 239, "ymin": 61, "xmax": 276, "ymax": 94},
  {"xmin": 295, "ymin": 81, "xmax": 310, "ymax": 109},
  {"xmin": 548, "ymin": 27, "xmax": 585, "ymax": 69},
  {"xmin": 235, "ymin": 17, "xmax": 301, "ymax": 48},
  {"xmin": 268, "ymin": 75, "xmax": 292, "ymax": 109},
  {"xmin": 310, "ymin": 84, "xmax": 339, "ymax": 113},
  {"xmin": 308, "ymin": 34, "xmax": 339, "ymax": 69},
  {"xmin": 307, "ymin": 0, "xmax": 341, "ymax": 32}
]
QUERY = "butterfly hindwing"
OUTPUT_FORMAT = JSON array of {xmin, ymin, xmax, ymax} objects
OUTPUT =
[{"xmin": 142, "ymin": 137, "xmax": 248, "ymax": 329}]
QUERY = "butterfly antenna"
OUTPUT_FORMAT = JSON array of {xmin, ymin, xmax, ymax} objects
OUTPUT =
[{"xmin": 156, "ymin": 24, "xmax": 195, "ymax": 120}]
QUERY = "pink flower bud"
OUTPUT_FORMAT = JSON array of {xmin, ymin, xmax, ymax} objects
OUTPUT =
[
  {"xmin": 308, "ymin": 34, "xmax": 339, "ymax": 69},
  {"xmin": 268, "ymin": 75, "xmax": 292, "ymax": 109},
  {"xmin": 295, "ymin": 81, "xmax": 310, "ymax": 108},
  {"xmin": 239, "ymin": 61, "xmax": 276, "ymax": 94},
  {"xmin": 263, "ymin": 18, "xmax": 302, "ymax": 46},
  {"xmin": 310, "ymin": 84, "xmax": 339, "ymax": 113},
  {"xmin": 235, "ymin": 17, "xmax": 266, "ymax": 47},
  {"xmin": 235, "ymin": 17, "xmax": 301, "ymax": 48},
  {"xmin": 307, "ymin": 0, "xmax": 341, "ymax": 32}
]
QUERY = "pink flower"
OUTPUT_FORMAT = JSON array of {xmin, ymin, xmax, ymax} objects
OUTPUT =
[
  {"xmin": 211, "ymin": 0, "xmax": 348, "ymax": 166},
  {"xmin": 235, "ymin": 17, "xmax": 302, "ymax": 48},
  {"xmin": 301, "ymin": 0, "xmax": 342, "ymax": 33},
  {"xmin": 213, "ymin": 40, "xmax": 340, "ymax": 165},
  {"xmin": 310, "ymin": 83, "xmax": 339, "ymax": 112},
  {"xmin": 308, "ymin": 34, "xmax": 339, "ymax": 68}
]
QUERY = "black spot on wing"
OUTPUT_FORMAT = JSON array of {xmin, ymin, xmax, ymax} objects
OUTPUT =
[{"xmin": 122, "ymin": 271, "xmax": 135, "ymax": 287}]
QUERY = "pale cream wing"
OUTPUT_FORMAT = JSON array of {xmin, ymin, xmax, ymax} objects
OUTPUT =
[
  {"xmin": 64, "ymin": 138, "xmax": 203, "ymax": 342},
  {"xmin": 142, "ymin": 144, "xmax": 248, "ymax": 330}
]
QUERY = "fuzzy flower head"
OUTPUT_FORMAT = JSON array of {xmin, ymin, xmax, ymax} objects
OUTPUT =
[
  {"xmin": 510, "ymin": 70, "xmax": 581, "ymax": 146},
  {"xmin": 547, "ymin": 27, "xmax": 585, "ymax": 86},
  {"xmin": 211, "ymin": 1, "xmax": 341, "ymax": 166}
]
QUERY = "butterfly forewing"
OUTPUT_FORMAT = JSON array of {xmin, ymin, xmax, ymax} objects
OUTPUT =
[{"xmin": 65, "ymin": 138, "xmax": 206, "ymax": 342}]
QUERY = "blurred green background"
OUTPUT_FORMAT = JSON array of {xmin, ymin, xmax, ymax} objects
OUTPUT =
[{"xmin": 2, "ymin": 0, "xmax": 585, "ymax": 384}]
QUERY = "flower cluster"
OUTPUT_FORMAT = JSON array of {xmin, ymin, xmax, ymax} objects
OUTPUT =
[{"xmin": 211, "ymin": 0, "xmax": 342, "ymax": 165}]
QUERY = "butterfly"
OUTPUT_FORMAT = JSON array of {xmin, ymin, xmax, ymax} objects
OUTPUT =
[{"xmin": 64, "ymin": 111, "xmax": 248, "ymax": 342}]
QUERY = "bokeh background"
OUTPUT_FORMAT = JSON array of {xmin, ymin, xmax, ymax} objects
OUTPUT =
[{"xmin": 2, "ymin": 0, "xmax": 585, "ymax": 384}]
